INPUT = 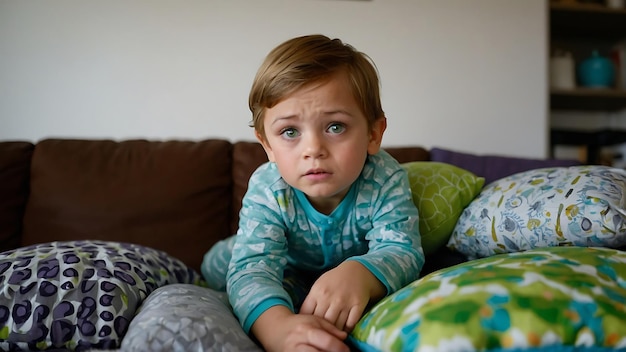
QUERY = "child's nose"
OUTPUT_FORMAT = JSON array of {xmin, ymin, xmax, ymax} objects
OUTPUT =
[{"xmin": 303, "ymin": 133, "xmax": 327, "ymax": 159}]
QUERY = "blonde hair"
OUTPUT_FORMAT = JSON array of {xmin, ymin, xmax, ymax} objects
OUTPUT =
[{"xmin": 249, "ymin": 34, "xmax": 385, "ymax": 139}]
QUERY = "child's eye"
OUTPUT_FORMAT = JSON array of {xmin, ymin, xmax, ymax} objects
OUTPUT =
[
  {"xmin": 280, "ymin": 128, "xmax": 299, "ymax": 139},
  {"xmin": 328, "ymin": 123, "xmax": 345, "ymax": 134}
]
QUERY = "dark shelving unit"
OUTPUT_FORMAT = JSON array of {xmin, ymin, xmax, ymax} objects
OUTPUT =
[{"xmin": 549, "ymin": 1, "xmax": 626, "ymax": 163}]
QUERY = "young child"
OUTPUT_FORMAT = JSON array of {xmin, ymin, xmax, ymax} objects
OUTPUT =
[{"xmin": 202, "ymin": 34, "xmax": 424, "ymax": 352}]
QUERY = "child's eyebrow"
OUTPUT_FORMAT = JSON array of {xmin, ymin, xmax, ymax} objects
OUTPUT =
[
  {"xmin": 270, "ymin": 115, "xmax": 298, "ymax": 126},
  {"xmin": 270, "ymin": 109, "xmax": 355, "ymax": 126},
  {"xmin": 323, "ymin": 109, "xmax": 353, "ymax": 117}
]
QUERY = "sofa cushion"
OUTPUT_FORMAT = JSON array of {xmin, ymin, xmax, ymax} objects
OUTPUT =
[
  {"xmin": 448, "ymin": 165, "xmax": 626, "ymax": 259},
  {"xmin": 0, "ymin": 142, "xmax": 34, "ymax": 253},
  {"xmin": 430, "ymin": 147, "xmax": 580, "ymax": 185},
  {"xmin": 22, "ymin": 139, "xmax": 233, "ymax": 273},
  {"xmin": 0, "ymin": 240, "xmax": 204, "ymax": 351},
  {"xmin": 350, "ymin": 246, "xmax": 626, "ymax": 352}
]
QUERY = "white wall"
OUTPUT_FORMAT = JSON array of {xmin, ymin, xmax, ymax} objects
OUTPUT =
[{"xmin": 0, "ymin": 0, "xmax": 548, "ymax": 158}]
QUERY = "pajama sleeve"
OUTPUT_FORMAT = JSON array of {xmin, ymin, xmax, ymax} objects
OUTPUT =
[
  {"xmin": 226, "ymin": 166, "xmax": 294, "ymax": 333},
  {"xmin": 347, "ymin": 162, "xmax": 424, "ymax": 294}
]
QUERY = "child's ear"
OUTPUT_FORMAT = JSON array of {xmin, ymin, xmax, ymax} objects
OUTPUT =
[
  {"xmin": 367, "ymin": 117, "xmax": 387, "ymax": 155},
  {"xmin": 255, "ymin": 130, "xmax": 276, "ymax": 162}
]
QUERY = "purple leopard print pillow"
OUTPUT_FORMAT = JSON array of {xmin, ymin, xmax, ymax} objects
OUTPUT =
[{"xmin": 0, "ymin": 240, "xmax": 204, "ymax": 351}]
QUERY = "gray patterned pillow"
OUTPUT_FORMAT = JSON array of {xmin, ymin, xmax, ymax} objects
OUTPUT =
[
  {"xmin": 0, "ymin": 240, "xmax": 204, "ymax": 351},
  {"xmin": 121, "ymin": 284, "xmax": 262, "ymax": 352}
]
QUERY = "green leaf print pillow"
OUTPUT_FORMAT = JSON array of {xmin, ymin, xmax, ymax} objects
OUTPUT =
[
  {"xmin": 401, "ymin": 162, "xmax": 484, "ymax": 255},
  {"xmin": 350, "ymin": 246, "xmax": 626, "ymax": 352}
]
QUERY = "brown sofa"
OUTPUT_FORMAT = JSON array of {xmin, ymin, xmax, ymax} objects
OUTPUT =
[
  {"xmin": 2, "ymin": 138, "xmax": 590, "ymax": 351},
  {"xmin": 1, "ymin": 138, "xmax": 586, "ymax": 275}
]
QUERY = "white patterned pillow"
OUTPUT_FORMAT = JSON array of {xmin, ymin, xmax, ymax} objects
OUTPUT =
[{"xmin": 448, "ymin": 165, "xmax": 626, "ymax": 259}]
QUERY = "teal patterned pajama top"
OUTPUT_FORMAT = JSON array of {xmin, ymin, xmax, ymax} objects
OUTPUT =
[{"xmin": 227, "ymin": 150, "xmax": 425, "ymax": 332}]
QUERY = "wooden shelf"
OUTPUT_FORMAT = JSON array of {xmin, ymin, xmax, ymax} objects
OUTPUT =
[
  {"xmin": 550, "ymin": 88, "xmax": 626, "ymax": 110},
  {"xmin": 550, "ymin": 1, "xmax": 626, "ymax": 14},
  {"xmin": 550, "ymin": 2, "xmax": 626, "ymax": 39},
  {"xmin": 551, "ymin": 128, "xmax": 626, "ymax": 146},
  {"xmin": 551, "ymin": 128, "xmax": 626, "ymax": 164}
]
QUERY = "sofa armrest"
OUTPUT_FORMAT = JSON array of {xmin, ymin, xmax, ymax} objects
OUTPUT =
[{"xmin": 0, "ymin": 141, "xmax": 34, "ymax": 252}]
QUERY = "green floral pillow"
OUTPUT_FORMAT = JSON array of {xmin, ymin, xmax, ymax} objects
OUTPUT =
[
  {"xmin": 401, "ymin": 162, "xmax": 484, "ymax": 254},
  {"xmin": 350, "ymin": 246, "xmax": 626, "ymax": 352},
  {"xmin": 448, "ymin": 165, "xmax": 626, "ymax": 259}
]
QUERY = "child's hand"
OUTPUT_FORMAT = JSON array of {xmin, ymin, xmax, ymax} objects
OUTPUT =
[
  {"xmin": 300, "ymin": 261, "xmax": 385, "ymax": 332},
  {"xmin": 252, "ymin": 306, "xmax": 350, "ymax": 352}
]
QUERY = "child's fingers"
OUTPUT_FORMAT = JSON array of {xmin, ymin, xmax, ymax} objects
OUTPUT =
[
  {"xmin": 345, "ymin": 305, "xmax": 363, "ymax": 332},
  {"xmin": 332, "ymin": 309, "xmax": 350, "ymax": 331},
  {"xmin": 309, "ymin": 320, "xmax": 349, "ymax": 348},
  {"xmin": 299, "ymin": 296, "xmax": 315, "ymax": 315}
]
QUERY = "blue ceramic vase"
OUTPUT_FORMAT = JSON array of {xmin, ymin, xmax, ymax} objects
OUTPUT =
[{"xmin": 578, "ymin": 51, "xmax": 615, "ymax": 88}]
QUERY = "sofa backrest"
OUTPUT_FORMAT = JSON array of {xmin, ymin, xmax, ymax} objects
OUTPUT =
[
  {"xmin": 0, "ymin": 139, "xmax": 431, "ymax": 273},
  {"xmin": 21, "ymin": 139, "xmax": 233, "ymax": 272},
  {"xmin": 430, "ymin": 147, "xmax": 582, "ymax": 185}
]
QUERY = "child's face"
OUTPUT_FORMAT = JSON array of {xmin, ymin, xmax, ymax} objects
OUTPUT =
[{"xmin": 257, "ymin": 70, "xmax": 386, "ymax": 213}]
